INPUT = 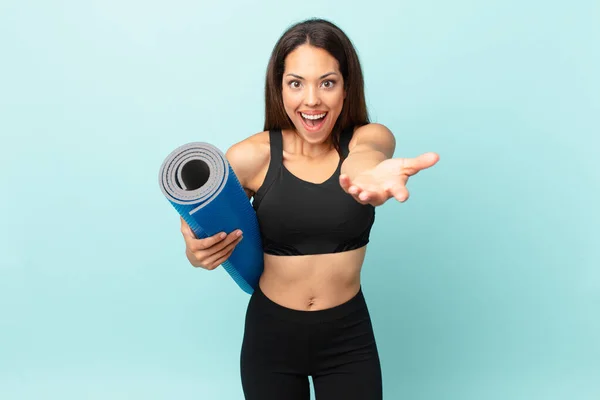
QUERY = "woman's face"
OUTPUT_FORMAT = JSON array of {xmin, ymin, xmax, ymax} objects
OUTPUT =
[{"xmin": 282, "ymin": 44, "xmax": 346, "ymax": 144}]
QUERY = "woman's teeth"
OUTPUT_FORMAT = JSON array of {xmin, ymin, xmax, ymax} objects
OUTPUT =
[
  {"xmin": 300, "ymin": 111, "xmax": 328, "ymax": 129},
  {"xmin": 301, "ymin": 112, "xmax": 327, "ymax": 120}
]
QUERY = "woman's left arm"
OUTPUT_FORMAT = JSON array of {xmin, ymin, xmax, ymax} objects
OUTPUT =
[{"xmin": 340, "ymin": 123, "xmax": 439, "ymax": 206}]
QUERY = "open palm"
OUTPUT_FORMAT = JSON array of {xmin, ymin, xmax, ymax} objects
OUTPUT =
[{"xmin": 339, "ymin": 152, "xmax": 439, "ymax": 206}]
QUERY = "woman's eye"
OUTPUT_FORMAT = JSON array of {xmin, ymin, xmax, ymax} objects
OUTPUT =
[
  {"xmin": 289, "ymin": 81, "xmax": 300, "ymax": 88},
  {"xmin": 322, "ymin": 80, "xmax": 335, "ymax": 88}
]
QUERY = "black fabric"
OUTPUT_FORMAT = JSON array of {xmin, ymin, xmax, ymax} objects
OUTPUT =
[
  {"xmin": 240, "ymin": 284, "xmax": 383, "ymax": 399},
  {"xmin": 251, "ymin": 127, "xmax": 376, "ymax": 256}
]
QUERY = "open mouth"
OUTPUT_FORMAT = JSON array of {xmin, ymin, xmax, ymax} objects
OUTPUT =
[{"xmin": 299, "ymin": 111, "xmax": 328, "ymax": 131}]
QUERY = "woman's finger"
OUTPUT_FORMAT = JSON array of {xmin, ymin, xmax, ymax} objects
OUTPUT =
[
  {"xmin": 401, "ymin": 152, "xmax": 439, "ymax": 176},
  {"xmin": 202, "ymin": 235, "xmax": 243, "ymax": 269},
  {"xmin": 388, "ymin": 183, "xmax": 410, "ymax": 202},
  {"xmin": 339, "ymin": 174, "xmax": 352, "ymax": 193}
]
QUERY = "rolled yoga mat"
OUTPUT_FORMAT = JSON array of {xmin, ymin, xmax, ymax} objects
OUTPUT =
[{"xmin": 158, "ymin": 142, "xmax": 264, "ymax": 294}]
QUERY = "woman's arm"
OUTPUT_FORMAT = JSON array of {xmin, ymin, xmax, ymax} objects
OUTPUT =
[
  {"xmin": 341, "ymin": 123, "xmax": 396, "ymax": 180},
  {"xmin": 340, "ymin": 123, "xmax": 439, "ymax": 206}
]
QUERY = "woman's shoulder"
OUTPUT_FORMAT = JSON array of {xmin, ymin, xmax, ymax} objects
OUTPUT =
[
  {"xmin": 225, "ymin": 130, "xmax": 272, "ymax": 189},
  {"xmin": 226, "ymin": 130, "xmax": 271, "ymax": 165},
  {"xmin": 348, "ymin": 123, "xmax": 395, "ymax": 153}
]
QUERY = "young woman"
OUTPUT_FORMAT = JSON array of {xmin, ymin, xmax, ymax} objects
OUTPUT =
[{"xmin": 180, "ymin": 18, "xmax": 439, "ymax": 400}]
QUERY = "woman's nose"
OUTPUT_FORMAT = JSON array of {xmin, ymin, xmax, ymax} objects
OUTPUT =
[{"xmin": 304, "ymin": 86, "xmax": 321, "ymax": 106}]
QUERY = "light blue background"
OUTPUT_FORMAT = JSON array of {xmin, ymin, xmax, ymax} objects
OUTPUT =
[{"xmin": 1, "ymin": 1, "xmax": 598, "ymax": 399}]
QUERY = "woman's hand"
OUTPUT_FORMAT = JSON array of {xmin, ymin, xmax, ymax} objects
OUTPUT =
[
  {"xmin": 339, "ymin": 152, "xmax": 439, "ymax": 206},
  {"xmin": 180, "ymin": 217, "xmax": 243, "ymax": 270}
]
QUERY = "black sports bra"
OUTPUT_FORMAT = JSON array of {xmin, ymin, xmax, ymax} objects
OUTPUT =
[{"xmin": 251, "ymin": 127, "xmax": 375, "ymax": 256}]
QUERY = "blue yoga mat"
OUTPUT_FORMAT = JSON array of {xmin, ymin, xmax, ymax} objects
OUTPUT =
[{"xmin": 158, "ymin": 142, "xmax": 264, "ymax": 294}]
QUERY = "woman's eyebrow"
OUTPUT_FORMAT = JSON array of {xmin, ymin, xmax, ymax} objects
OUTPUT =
[{"xmin": 285, "ymin": 72, "xmax": 339, "ymax": 80}]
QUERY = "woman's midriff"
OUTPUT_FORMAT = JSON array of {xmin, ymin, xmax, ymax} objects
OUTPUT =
[{"xmin": 257, "ymin": 246, "xmax": 367, "ymax": 311}]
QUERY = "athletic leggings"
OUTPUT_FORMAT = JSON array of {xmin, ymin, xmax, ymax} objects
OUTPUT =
[{"xmin": 240, "ymin": 284, "xmax": 383, "ymax": 399}]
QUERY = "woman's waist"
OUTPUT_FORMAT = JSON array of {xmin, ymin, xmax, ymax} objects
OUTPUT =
[{"xmin": 258, "ymin": 248, "xmax": 366, "ymax": 311}]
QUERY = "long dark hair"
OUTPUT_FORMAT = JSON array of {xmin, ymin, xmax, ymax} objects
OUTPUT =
[{"xmin": 263, "ymin": 18, "xmax": 370, "ymax": 157}]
